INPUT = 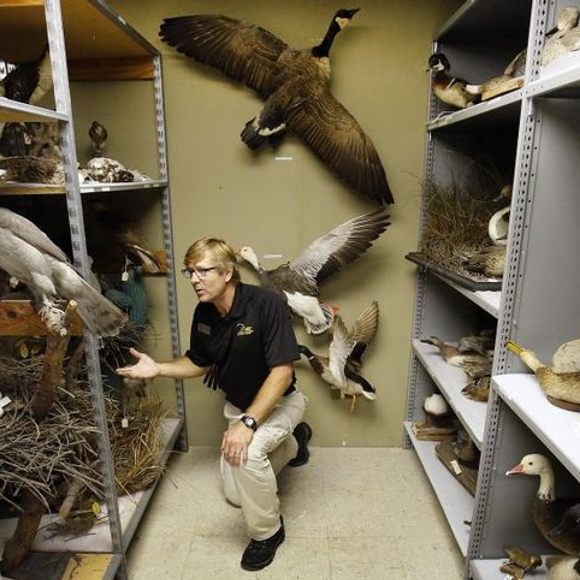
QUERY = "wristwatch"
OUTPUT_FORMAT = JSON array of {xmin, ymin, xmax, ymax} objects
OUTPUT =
[{"xmin": 241, "ymin": 415, "xmax": 258, "ymax": 431}]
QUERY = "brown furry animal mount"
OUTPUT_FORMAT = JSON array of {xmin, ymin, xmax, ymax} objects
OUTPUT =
[{"xmin": 0, "ymin": 155, "xmax": 63, "ymax": 184}]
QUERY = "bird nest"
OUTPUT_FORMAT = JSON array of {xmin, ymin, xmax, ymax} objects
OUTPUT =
[
  {"xmin": 418, "ymin": 179, "xmax": 504, "ymax": 280},
  {"xmin": 0, "ymin": 355, "xmax": 167, "ymax": 516}
]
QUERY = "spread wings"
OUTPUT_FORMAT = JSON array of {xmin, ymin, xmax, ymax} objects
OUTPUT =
[
  {"xmin": 159, "ymin": 15, "xmax": 287, "ymax": 96},
  {"xmin": 287, "ymin": 86, "xmax": 393, "ymax": 205},
  {"xmin": 289, "ymin": 208, "xmax": 390, "ymax": 286}
]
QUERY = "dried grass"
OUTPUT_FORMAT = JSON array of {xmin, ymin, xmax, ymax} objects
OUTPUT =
[{"xmin": 419, "ymin": 179, "xmax": 505, "ymax": 277}]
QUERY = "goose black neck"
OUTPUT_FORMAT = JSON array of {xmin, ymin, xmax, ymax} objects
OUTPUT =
[
  {"xmin": 311, "ymin": 20, "xmax": 341, "ymax": 58},
  {"xmin": 298, "ymin": 344, "xmax": 315, "ymax": 360}
]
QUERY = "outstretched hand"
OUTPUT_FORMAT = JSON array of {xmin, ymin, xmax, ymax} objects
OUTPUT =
[{"xmin": 116, "ymin": 348, "xmax": 161, "ymax": 380}]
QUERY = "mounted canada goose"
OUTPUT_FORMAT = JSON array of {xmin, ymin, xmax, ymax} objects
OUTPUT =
[
  {"xmin": 298, "ymin": 301, "xmax": 379, "ymax": 410},
  {"xmin": 159, "ymin": 9, "xmax": 393, "ymax": 205},
  {"xmin": 238, "ymin": 209, "xmax": 389, "ymax": 334}
]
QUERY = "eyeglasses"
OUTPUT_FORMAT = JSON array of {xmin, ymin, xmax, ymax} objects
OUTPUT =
[{"xmin": 181, "ymin": 266, "xmax": 218, "ymax": 280}]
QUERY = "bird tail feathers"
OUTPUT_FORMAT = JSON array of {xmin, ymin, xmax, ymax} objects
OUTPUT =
[{"xmin": 465, "ymin": 84, "xmax": 482, "ymax": 95}]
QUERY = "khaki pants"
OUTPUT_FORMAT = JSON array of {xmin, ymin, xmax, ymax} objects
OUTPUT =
[{"xmin": 220, "ymin": 390, "xmax": 307, "ymax": 540}]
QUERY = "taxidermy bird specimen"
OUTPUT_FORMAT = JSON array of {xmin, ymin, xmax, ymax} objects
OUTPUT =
[
  {"xmin": 542, "ymin": 6, "xmax": 580, "ymax": 66},
  {"xmin": 298, "ymin": 301, "xmax": 379, "ymax": 410},
  {"xmin": 500, "ymin": 546, "xmax": 542, "ymax": 579},
  {"xmin": 159, "ymin": 9, "xmax": 393, "ymax": 205},
  {"xmin": 551, "ymin": 504, "xmax": 580, "ymax": 540},
  {"xmin": 460, "ymin": 245, "xmax": 506, "ymax": 278},
  {"xmin": 0, "ymin": 156, "xmax": 63, "ymax": 184},
  {"xmin": 507, "ymin": 339, "xmax": 580, "ymax": 410},
  {"xmin": 0, "ymin": 208, "xmax": 127, "ymax": 336},
  {"xmin": 427, "ymin": 53, "xmax": 479, "ymax": 109},
  {"xmin": 546, "ymin": 556, "xmax": 580, "ymax": 580},
  {"xmin": 506, "ymin": 454, "xmax": 580, "ymax": 555},
  {"xmin": 423, "ymin": 393, "xmax": 450, "ymax": 427},
  {"xmin": 238, "ymin": 208, "xmax": 389, "ymax": 334},
  {"xmin": 489, "ymin": 205, "xmax": 510, "ymax": 246},
  {"xmin": 464, "ymin": 48, "xmax": 527, "ymax": 102},
  {"xmin": 84, "ymin": 201, "xmax": 162, "ymax": 277},
  {"xmin": 89, "ymin": 121, "xmax": 108, "ymax": 158},
  {"xmin": 0, "ymin": 49, "xmax": 53, "ymax": 158},
  {"xmin": 453, "ymin": 429, "xmax": 480, "ymax": 467},
  {"xmin": 421, "ymin": 336, "xmax": 490, "ymax": 367}
]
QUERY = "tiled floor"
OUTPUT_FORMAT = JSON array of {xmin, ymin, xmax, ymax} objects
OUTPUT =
[{"xmin": 127, "ymin": 447, "xmax": 464, "ymax": 579}]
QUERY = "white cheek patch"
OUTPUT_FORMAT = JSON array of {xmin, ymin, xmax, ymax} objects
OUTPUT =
[{"xmin": 336, "ymin": 17, "xmax": 349, "ymax": 29}]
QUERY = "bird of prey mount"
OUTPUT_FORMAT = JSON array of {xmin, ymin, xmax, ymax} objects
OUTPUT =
[
  {"xmin": 0, "ymin": 208, "xmax": 127, "ymax": 337},
  {"xmin": 159, "ymin": 9, "xmax": 394, "ymax": 205}
]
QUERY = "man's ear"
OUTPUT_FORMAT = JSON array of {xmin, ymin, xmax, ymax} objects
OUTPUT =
[{"xmin": 225, "ymin": 268, "xmax": 233, "ymax": 282}]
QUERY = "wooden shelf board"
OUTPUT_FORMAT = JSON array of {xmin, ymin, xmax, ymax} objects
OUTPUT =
[
  {"xmin": 413, "ymin": 339, "xmax": 487, "ymax": 449},
  {"xmin": 0, "ymin": 300, "xmax": 83, "ymax": 336},
  {"xmin": 405, "ymin": 422, "xmax": 473, "ymax": 557},
  {"xmin": 0, "ymin": 0, "xmax": 155, "ymax": 79},
  {"xmin": 493, "ymin": 374, "xmax": 580, "ymax": 482}
]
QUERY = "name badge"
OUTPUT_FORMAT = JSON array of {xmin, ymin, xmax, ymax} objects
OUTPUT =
[{"xmin": 197, "ymin": 322, "xmax": 211, "ymax": 335}]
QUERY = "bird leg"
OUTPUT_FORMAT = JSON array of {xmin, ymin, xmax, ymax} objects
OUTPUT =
[{"xmin": 350, "ymin": 394, "xmax": 357, "ymax": 413}]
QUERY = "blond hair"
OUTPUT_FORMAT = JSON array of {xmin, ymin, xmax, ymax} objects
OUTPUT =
[{"xmin": 184, "ymin": 237, "xmax": 240, "ymax": 284}]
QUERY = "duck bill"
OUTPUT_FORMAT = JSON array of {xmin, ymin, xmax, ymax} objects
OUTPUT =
[{"xmin": 505, "ymin": 463, "xmax": 524, "ymax": 476}]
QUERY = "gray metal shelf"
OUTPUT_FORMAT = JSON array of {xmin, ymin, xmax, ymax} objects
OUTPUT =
[
  {"xmin": 404, "ymin": 423, "xmax": 473, "ymax": 557},
  {"xmin": 0, "ymin": 1, "xmax": 187, "ymax": 577}
]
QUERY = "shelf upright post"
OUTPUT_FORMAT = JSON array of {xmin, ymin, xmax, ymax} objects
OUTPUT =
[
  {"xmin": 466, "ymin": 0, "xmax": 550, "ymax": 563},
  {"xmin": 404, "ymin": 40, "xmax": 439, "ymax": 447},
  {"xmin": 43, "ymin": 0, "xmax": 126, "ymax": 575},
  {"xmin": 153, "ymin": 54, "xmax": 189, "ymax": 452}
]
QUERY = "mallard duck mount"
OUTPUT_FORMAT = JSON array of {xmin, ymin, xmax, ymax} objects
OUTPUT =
[{"xmin": 159, "ymin": 9, "xmax": 393, "ymax": 206}]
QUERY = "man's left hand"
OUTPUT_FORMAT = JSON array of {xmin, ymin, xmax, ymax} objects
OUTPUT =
[{"xmin": 221, "ymin": 421, "xmax": 254, "ymax": 467}]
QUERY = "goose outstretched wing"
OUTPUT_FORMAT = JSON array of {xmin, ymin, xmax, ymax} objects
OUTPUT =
[
  {"xmin": 289, "ymin": 209, "xmax": 390, "ymax": 286},
  {"xmin": 286, "ymin": 85, "xmax": 394, "ymax": 205},
  {"xmin": 159, "ymin": 15, "xmax": 288, "ymax": 96},
  {"xmin": 328, "ymin": 316, "xmax": 355, "ymax": 388},
  {"xmin": 0, "ymin": 208, "xmax": 69, "ymax": 263}
]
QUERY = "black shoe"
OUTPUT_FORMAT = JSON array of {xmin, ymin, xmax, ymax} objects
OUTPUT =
[
  {"xmin": 241, "ymin": 518, "xmax": 285, "ymax": 571},
  {"xmin": 288, "ymin": 422, "xmax": 312, "ymax": 467}
]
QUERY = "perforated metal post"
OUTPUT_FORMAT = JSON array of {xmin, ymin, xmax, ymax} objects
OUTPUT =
[
  {"xmin": 466, "ymin": 0, "xmax": 550, "ymax": 563},
  {"xmin": 44, "ymin": 0, "xmax": 126, "ymax": 576},
  {"xmin": 153, "ymin": 55, "xmax": 189, "ymax": 452}
]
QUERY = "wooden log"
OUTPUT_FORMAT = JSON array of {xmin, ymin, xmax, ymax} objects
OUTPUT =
[
  {"xmin": 0, "ymin": 300, "xmax": 83, "ymax": 336},
  {"xmin": 0, "ymin": 489, "xmax": 47, "ymax": 574},
  {"xmin": 30, "ymin": 301, "xmax": 77, "ymax": 421}
]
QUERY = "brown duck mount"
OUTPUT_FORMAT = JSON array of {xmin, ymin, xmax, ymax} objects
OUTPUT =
[
  {"xmin": 506, "ymin": 454, "xmax": 580, "ymax": 556},
  {"xmin": 159, "ymin": 9, "xmax": 393, "ymax": 206}
]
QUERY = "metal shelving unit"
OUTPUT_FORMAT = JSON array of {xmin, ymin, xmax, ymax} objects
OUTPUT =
[
  {"xmin": 407, "ymin": 0, "xmax": 580, "ymax": 577},
  {"xmin": 0, "ymin": 1, "xmax": 186, "ymax": 577}
]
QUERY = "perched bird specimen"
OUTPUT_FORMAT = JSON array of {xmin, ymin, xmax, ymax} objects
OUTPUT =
[
  {"xmin": 462, "ymin": 375, "xmax": 491, "ymax": 402},
  {"xmin": 298, "ymin": 301, "xmax": 379, "ymax": 409},
  {"xmin": 0, "ymin": 208, "xmax": 127, "ymax": 336},
  {"xmin": 460, "ymin": 245, "xmax": 506, "ymax": 278},
  {"xmin": 421, "ymin": 336, "xmax": 490, "ymax": 367},
  {"xmin": 459, "ymin": 332, "xmax": 496, "ymax": 355},
  {"xmin": 506, "ymin": 454, "xmax": 580, "ymax": 555},
  {"xmin": 427, "ymin": 53, "xmax": 479, "ymax": 109},
  {"xmin": 464, "ymin": 48, "xmax": 526, "ymax": 102},
  {"xmin": 89, "ymin": 121, "xmax": 108, "ymax": 158},
  {"xmin": 542, "ymin": 7, "xmax": 580, "ymax": 66},
  {"xmin": 423, "ymin": 393, "xmax": 450, "ymax": 427},
  {"xmin": 159, "ymin": 9, "xmax": 393, "ymax": 205},
  {"xmin": 507, "ymin": 339, "xmax": 580, "ymax": 410},
  {"xmin": 500, "ymin": 545, "xmax": 542, "ymax": 579},
  {"xmin": 84, "ymin": 201, "xmax": 162, "ymax": 277},
  {"xmin": 238, "ymin": 208, "xmax": 389, "ymax": 334},
  {"xmin": 453, "ymin": 429, "xmax": 480, "ymax": 467},
  {"xmin": 0, "ymin": 49, "xmax": 52, "ymax": 105},
  {"xmin": 546, "ymin": 556, "xmax": 580, "ymax": 579}
]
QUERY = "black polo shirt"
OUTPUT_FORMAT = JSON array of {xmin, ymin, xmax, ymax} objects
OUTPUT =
[{"xmin": 185, "ymin": 282, "xmax": 299, "ymax": 411}]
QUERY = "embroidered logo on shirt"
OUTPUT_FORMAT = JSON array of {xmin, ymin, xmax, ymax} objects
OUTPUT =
[
  {"xmin": 236, "ymin": 323, "xmax": 254, "ymax": 336},
  {"xmin": 197, "ymin": 322, "xmax": 212, "ymax": 335}
]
